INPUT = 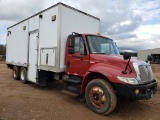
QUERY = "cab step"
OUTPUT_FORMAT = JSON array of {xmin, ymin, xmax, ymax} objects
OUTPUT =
[
  {"xmin": 63, "ymin": 78, "xmax": 82, "ymax": 94},
  {"xmin": 63, "ymin": 78, "xmax": 82, "ymax": 84},
  {"xmin": 65, "ymin": 85, "xmax": 79, "ymax": 94}
]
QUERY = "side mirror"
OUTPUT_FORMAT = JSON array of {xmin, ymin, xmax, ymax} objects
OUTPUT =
[
  {"xmin": 68, "ymin": 35, "xmax": 75, "ymax": 54},
  {"xmin": 147, "ymin": 55, "xmax": 152, "ymax": 61},
  {"xmin": 122, "ymin": 52, "xmax": 132, "ymax": 74},
  {"xmin": 68, "ymin": 35, "xmax": 75, "ymax": 47},
  {"xmin": 68, "ymin": 47, "xmax": 74, "ymax": 54},
  {"xmin": 123, "ymin": 52, "xmax": 131, "ymax": 60}
]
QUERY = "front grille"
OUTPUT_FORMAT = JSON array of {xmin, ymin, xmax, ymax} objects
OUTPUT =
[{"xmin": 139, "ymin": 65, "xmax": 153, "ymax": 82}]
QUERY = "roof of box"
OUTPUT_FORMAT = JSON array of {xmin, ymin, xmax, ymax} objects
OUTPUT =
[{"xmin": 7, "ymin": 2, "xmax": 100, "ymax": 29}]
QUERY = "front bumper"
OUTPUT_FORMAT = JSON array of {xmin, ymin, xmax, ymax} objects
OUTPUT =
[{"xmin": 113, "ymin": 80, "xmax": 158, "ymax": 100}]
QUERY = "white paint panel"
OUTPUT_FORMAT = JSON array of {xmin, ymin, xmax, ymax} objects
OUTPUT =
[
  {"xmin": 138, "ymin": 48, "xmax": 160, "ymax": 61},
  {"xmin": 27, "ymin": 33, "xmax": 38, "ymax": 83},
  {"xmin": 6, "ymin": 21, "xmax": 28, "ymax": 64},
  {"xmin": 29, "ymin": 16, "xmax": 39, "ymax": 31},
  {"xmin": 38, "ymin": 6, "xmax": 59, "ymax": 68},
  {"xmin": 59, "ymin": 5, "xmax": 100, "ymax": 70},
  {"xmin": 6, "ymin": 3, "xmax": 100, "ymax": 74},
  {"xmin": 40, "ymin": 48, "xmax": 55, "ymax": 67}
]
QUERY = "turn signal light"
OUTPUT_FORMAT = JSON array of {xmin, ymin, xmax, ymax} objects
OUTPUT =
[{"xmin": 135, "ymin": 89, "xmax": 139, "ymax": 94}]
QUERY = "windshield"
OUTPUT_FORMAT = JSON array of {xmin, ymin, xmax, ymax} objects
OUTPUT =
[{"xmin": 87, "ymin": 36, "xmax": 119, "ymax": 55}]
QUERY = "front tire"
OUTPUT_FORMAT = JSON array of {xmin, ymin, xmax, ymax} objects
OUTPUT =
[
  {"xmin": 85, "ymin": 79, "xmax": 117, "ymax": 115},
  {"xmin": 12, "ymin": 66, "xmax": 20, "ymax": 80},
  {"xmin": 20, "ymin": 67, "xmax": 27, "ymax": 84}
]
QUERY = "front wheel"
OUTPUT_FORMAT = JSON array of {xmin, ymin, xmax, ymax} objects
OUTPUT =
[
  {"xmin": 20, "ymin": 67, "xmax": 28, "ymax": 84},
  {"xmin": 85, "ymin": 79, "xmax": 117, "ymax": 115}
]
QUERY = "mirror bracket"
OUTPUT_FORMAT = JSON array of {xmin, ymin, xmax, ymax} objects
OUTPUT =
[{"xmin": 122, "ymin": 52, "xmax": 132, "ymax": 74}]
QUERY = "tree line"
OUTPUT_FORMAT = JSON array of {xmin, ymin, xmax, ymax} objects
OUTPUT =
[
  {"xmin": 120, "ymin": 52, "xmax": 137, "ymax": 57},
  {"xmin": 0, "ymin": 44, "xmax": 6, "ymax": 55}
]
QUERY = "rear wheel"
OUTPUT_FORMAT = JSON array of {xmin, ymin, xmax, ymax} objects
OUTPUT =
[
  {"xmin": 20, "ymin": 67, "xmax": 27, "ymax": 84},
  {"xmin": 12, "ymin": 66, "xmax": 20, "ymax": 80},
  {"xmin": 85, "ymin": 79, "xmax": 117, "ymax": 115}
]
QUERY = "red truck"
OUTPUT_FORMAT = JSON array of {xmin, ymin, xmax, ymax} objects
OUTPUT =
[
  {"xmin": 6, "ymin": 2, "xmax": 158, "ymax": 115},
  {"xmin": 63, "ymin": 33, "xmax": 158, "ymax": 114}
]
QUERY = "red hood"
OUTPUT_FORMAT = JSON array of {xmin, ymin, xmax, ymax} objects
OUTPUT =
[{"xmin": 90, "ymin": 54, "xmax": 138, "ymax": 69}]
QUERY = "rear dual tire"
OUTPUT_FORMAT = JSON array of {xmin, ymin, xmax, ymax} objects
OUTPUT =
[
  {"xmin": 12, "ymin": 66, "xmax": 20, "ymax": 80},
  {"xmin": 20, "ymin": 67, "xmax": 27, "ymax": 84},
  {"xmin": 12, "ymin": 66, "xmax": 28, "ymax": 83}
]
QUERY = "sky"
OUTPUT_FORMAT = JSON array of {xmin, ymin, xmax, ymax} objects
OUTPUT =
[{"xmin": 0, "ymin": 0, "xmax": 160, "ymax": 52}]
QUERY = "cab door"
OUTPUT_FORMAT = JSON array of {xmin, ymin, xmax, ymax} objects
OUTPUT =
[{"xmin": 65, "ymin": 35, "xmax": 89, "ymax": 77}]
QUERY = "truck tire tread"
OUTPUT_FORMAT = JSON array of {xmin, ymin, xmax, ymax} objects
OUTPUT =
[
  {"xmin": 85, "ymin": 79, "xmax": 117, "ymax": 115},
  {"xmin": 12, "ymin": 66, "xmax": 20, "ymax": 80}
]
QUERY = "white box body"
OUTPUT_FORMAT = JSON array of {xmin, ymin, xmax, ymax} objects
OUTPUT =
[{"xmin": 6, "ymin": 3, "xmax": 100, "ymax": 83}]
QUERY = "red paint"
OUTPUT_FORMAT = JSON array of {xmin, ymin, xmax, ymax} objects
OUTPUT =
[
  {"xmin": 65, "ymin": 34, "xmax": 138, "ymax": 94},
  {"xmin": 65, "ymin": 35, "xmax": 90, "ymax": 76}
]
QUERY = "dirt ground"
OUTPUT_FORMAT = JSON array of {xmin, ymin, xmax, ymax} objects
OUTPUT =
[{"xmin": 0, "ymin": 61, "xmax": 160, "ymax": 120}]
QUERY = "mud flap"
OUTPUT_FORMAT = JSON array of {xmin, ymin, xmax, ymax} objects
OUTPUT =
[
  {"xmin": 37, "ymin": 70, "xmax": 47, "ymax": 86},
  {"xmin": 147, "ymin": 90, "xmax": 153, "ymax": 99}
]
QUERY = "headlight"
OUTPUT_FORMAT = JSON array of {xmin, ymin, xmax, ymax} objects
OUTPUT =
[{"xmin": 117, "ymin": 76, "xmax": 139, "ymax": 85}]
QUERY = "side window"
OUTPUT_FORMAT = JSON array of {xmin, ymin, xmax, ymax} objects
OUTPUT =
[
  {"xmin": 80, "ymin": 38, "xmax": 86, "ymax": 55},
  {"xmin": 74, "ymin": 37, "xmax": 80, "ymax": 52},
  {"xmin": 74, "ymin": 37, "xmax": 86, "ymax": 55}
]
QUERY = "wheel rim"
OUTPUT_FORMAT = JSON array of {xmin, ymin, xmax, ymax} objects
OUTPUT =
[
  {"xmin": 21, "ymin": 70, "xmax": 25, "ymax": 81},
  {"xmin": 89, "ymin": 86, "xmax": 106, "ymax": 108},
  {"xmin": 13, "ymin": 69, "xmax": 16, "ymax": 78}
]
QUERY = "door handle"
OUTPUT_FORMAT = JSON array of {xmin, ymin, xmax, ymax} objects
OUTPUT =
[
  {"xmin": 72, "ymin": 55, "xmax": 83, "ymax": 60},
  {"xmin": 83, "ymin": 62, "xmax": 88, "ymax": 65}
]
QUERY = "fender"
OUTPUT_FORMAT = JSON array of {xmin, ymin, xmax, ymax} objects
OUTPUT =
[{"xmin": 80, "ymin": 63, "xmax": 137, "ymax": 94}]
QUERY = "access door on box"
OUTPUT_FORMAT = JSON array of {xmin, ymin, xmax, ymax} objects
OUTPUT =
[{"xmin": 27, "ymin": 30, "xmax": 39, "ymax": 83}]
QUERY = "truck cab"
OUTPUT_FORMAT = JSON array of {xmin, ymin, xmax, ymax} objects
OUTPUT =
[{"xmin": 64, "ymin": 32, "xmax": 158, "ymax": 115}]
